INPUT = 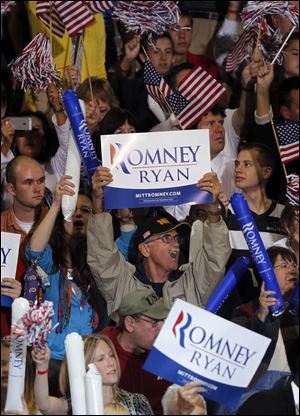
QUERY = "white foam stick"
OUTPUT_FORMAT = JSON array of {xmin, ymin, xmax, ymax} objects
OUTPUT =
[
  {"xmin": 62, "ymin": 99, "xmax": 86, "ymax": 222},
  {"xmin": 65, "ymin": 332, "xmax": 87, "ymax": 415},
  {"xmin": 5, "ymin": 298, "xmax": 30, "ymax": 413},
  {"xmin": 85, "ymin": 363, "xmax": 104, "ymax": 415},
  {"xmin": 271, "ymin": 25, "xmax": 296, "ymax": 65}
]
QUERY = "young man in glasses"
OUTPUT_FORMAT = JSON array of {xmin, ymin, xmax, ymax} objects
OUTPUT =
[
  {"xmin": 101, "ymin": 288, "xmax": 170, "ymax": 415},
  {"xmin": 168, "ymin": 14, "xmax": 218, "ymax": 79},
  {"xmin": 88, "ymin": 166, "xmax": 231, "ymax": 317}
]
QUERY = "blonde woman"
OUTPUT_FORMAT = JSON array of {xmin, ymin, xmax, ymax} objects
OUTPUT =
[{"xmin": 32, "ymin": 335, "xmax": 153, "ymax": 415}]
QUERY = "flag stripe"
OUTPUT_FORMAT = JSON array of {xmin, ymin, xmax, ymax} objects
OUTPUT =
[
  {"xmin": 179, "ymin": 86, "xmax": 225, "ymax": 127},
  {"xmin": 87, "ymin": 1, "xmax": 116, "ymax": 12},
  {"xmin": 225, "ymin": 30, "xmax": 255, "ymax": 72}
]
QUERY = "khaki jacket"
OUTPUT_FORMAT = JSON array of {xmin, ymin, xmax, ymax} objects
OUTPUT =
[{"xmin": 87, "ymin": 212, "xmax": 231, "ymax": 316}]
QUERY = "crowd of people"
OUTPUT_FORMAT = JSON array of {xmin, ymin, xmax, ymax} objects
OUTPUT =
[{"xmin": 1, "ymin": 1, "xmax": 299, "ymax": 415}]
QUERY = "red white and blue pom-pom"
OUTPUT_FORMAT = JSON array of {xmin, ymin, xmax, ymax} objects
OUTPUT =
[
  {"xmin": 241, "ymin": 1, "xmax": 299, "ymax": 32},
  {"xmin": 11, "ymin": 301, "xmax": 54, "ymax": 352},
  {"xmin": 113, "ymin": 1, "xmax": 180, "ymax": 40},
  {"xmin": 1, "ymin": 1, "xmax": 16, "ymax": 15},
  {"xmin": 286, "ymin": 174, "xmax": 299, "ymax": 221},
  {"xmin": 8, "ymin": 33, "xmax": 60, "ymax": 91}
]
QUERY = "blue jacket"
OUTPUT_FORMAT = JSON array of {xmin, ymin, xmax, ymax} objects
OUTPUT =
[{"xmin": 26, "ymin": 244, "xmax": 93, "ymax": 360}]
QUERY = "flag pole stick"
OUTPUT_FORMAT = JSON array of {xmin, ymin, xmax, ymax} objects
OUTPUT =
[
  {"xmin": 49, "ymin": 2, "xmax": 53, "ymax": 55},
  {"xmin": 271, "ymin": 25, "xmax": 296, "ymax": 66},
  {"xmin": 82, "ymin": 32, "xmax": 94, "ymax": 103},
  {"xmin": 255, "ymin": 20, "xmax": 262, "ymax": 52},
  {"xmin": 269, "ymin": 115, "xmax": 288, "ymax": 177},
  {"xmin": 142, "ymin": 45, "xmax": 185, "ymax": 130}
]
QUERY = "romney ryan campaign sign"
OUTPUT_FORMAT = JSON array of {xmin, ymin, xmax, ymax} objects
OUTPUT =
[
  {"xmin": 143, "ymin": 299, "xmax": 271, "ymax": 409},
  {"xmin": 1, "ymin": 232, "xmax": 21, "ymax": 307},
  {"xmin": 101, "ymin": 130, "xmax": 212, "ymax": 209}
]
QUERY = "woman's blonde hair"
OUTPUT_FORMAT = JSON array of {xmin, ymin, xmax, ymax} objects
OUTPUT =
[
  {"xmin": 77, "ymin": 77, "xmax": 119, "ymax": 108},
  {"xmin": 104, "ymin": 403, "xmax": 130, "ymax": 415},
  {"xmin": 59, "ymin": 334, "xmax": 122, "ymax": 401}
]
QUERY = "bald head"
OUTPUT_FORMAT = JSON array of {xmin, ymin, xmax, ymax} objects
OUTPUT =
[{"xmin": 6, "ymin": 155, "xmax": 44, "ymax": 187}]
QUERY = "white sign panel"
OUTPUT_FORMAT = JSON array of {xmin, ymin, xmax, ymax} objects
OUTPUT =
[
  {"xmin": 101, "ymin": 130, "xmax": 212, "ymax": 209},
  {"xmin": 1, "ymin": 232, "xmax": 21, "ymax": 307},
  {"xmin": 1, "ymin": 232, "xmax": 21, "ymax": 279},
  {"xmin": 144, "ymin": 299, "xmax": 271, "ymax": 409}
]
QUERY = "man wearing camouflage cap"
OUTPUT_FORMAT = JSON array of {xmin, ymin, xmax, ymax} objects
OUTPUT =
[
  {"xmin": 102, "ymin": 287, "xmax": 170, "ymax": 414},
  {"xmin": 88, "ymin": 166, "xmax": 231, "ymax": 316}
]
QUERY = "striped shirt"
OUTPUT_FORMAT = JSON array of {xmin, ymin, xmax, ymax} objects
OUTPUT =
[
  {"xmin": 218, "ymin": 200, "xmax": 287, "ymax": 317},
  {"xmin": 226, "ymin": 200, "xmax": 287, "ymax": 260}
]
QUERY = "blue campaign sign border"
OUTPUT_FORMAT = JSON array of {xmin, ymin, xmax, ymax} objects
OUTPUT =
[
  {"xmin": 104, "ymin": 184, "xmax": 213, "ymax": 209},
  {"xmin": 143, "ymin": 347, "xmax": 245, "ymax": 410}
]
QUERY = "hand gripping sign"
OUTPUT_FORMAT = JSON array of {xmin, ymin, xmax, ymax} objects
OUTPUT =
[
  {"xmin": 5, "ymin": 298, "xmax": 30, "ymax": 413},
  {"xmin": 205, "ymin": 256, "xmax": 250, "ymax": 313},
  {"xmin": 63, "ymin": 90, "xmax": 100, "ymax": 183},
  {"xmin": 230, "ymin": 193, "xmax": 286, "ymax": 316}
]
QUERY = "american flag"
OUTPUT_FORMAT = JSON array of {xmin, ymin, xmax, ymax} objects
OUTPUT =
[
  {"xmin": 36, "ymin": 1, "xmax": 116, "ymax": 38},
  {"xmin": 36, "ymin": 1, "xmax": 65, "ymax": 37},
  {"xmin": 55, "ymin": 1, "xmax": 95, "ymax": 37},
  {"xmin": 276, "ymin": 122, "xmax": 299, "ymax": 164},
  {"xmin": 143, "ymin": 59, "xmax": 173, "ymax": 114},
  {"xmin": 225, "ymin": 30, "xmax": 256, "ymax": 72},
  {"xmin": 166, "ymin": 66, "xmax": 226, "ymax": 129}
]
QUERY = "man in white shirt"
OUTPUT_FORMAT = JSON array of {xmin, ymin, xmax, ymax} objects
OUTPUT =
[{"xmin": 164, "ymin": 105, "xmax": 238, "ymax": 221}]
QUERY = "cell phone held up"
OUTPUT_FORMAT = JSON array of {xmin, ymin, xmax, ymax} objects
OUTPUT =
[{"xmin": 7, "ymin": 116, "xmax": 32, "ymax": 131}]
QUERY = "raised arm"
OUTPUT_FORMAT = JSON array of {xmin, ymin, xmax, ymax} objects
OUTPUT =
[
  {"xmin": 231, "ymin": 47, "xmax": 263, "ymax": 136},
  {"xmin": 29, "ymin": 176, "xmax": 75, "ymax": 252},
  {"xmin": 91, "ymin": 166, "xmax": 112, "ymax": 214},
  {"xmin": 256, "ymin": 63, "xmax": 275, "ymax": 118},
  {"xmin": 32, "ymin": 345, "xmax": 68, "ymax": 415},
  {"xmin": 118, "ymin": 35, "xmax": 141, "ymax": 76}
]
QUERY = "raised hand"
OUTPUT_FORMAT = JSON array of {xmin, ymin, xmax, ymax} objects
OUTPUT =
[
  {"xmin": 54, "ymin": 175, "xmax": 75, "ymax": 206},
  {"xmin": 1, "ymin": 118, "xmax": 15, "ymax": 156},
  {"xmin": 64, "ymin": 64, "xmax": 79, "ymax": 89},
  {"xmin": 197, "ymin": 172, "xmax": 221, "ymax": 205},
  {"xmin": 257, "ymin": 282, "xmax": 278, "ymax": 322}
]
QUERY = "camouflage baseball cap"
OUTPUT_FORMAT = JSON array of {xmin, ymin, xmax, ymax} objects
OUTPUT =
[{"xmin": 113, "ymin": 288, "xmax": 169, "ymax": 323}]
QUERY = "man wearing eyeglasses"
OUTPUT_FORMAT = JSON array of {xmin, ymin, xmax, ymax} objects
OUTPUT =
[
  {"xmin": 102, "ymin": 288, "xmax": 170, "ymax": 414},
  {"xmin": 168, "ymin": 14, "xmax": 218, "ymax": 80},
  {"xmin": 87, "ymin": 166, "xmax": 231, "ymax": 317}
]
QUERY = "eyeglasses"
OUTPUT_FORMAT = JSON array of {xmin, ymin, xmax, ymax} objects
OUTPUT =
[
  {"xmin": 274, "ymin": 262, "xmax": 298, "ymax": 271},
  {"xmin": 74, "ymin": 206, "xmax": 92, "ymax": 214},
  {"xmin": 171, "ymin": 26, "xmax": 192, "ymax": 32},
  {"xmin": 134, "ymin": 316, "xmax": 163, "ymax": 328},
  {"xmin": 145, "ymin": 233, "xmax": 182, "ymax": 245}
]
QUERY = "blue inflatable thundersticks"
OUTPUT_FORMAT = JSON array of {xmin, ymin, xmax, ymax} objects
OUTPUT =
[
  {"xmin": 63, "ymin": 90, "xmax": 100, "ymax": 182},
  {"xmin": 230, "ymin": 193, "xmax": 286, "ymax": 316},
  {"xmin": 205, "ymin": 256, "xmax": 250, "ymax": 313}
]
